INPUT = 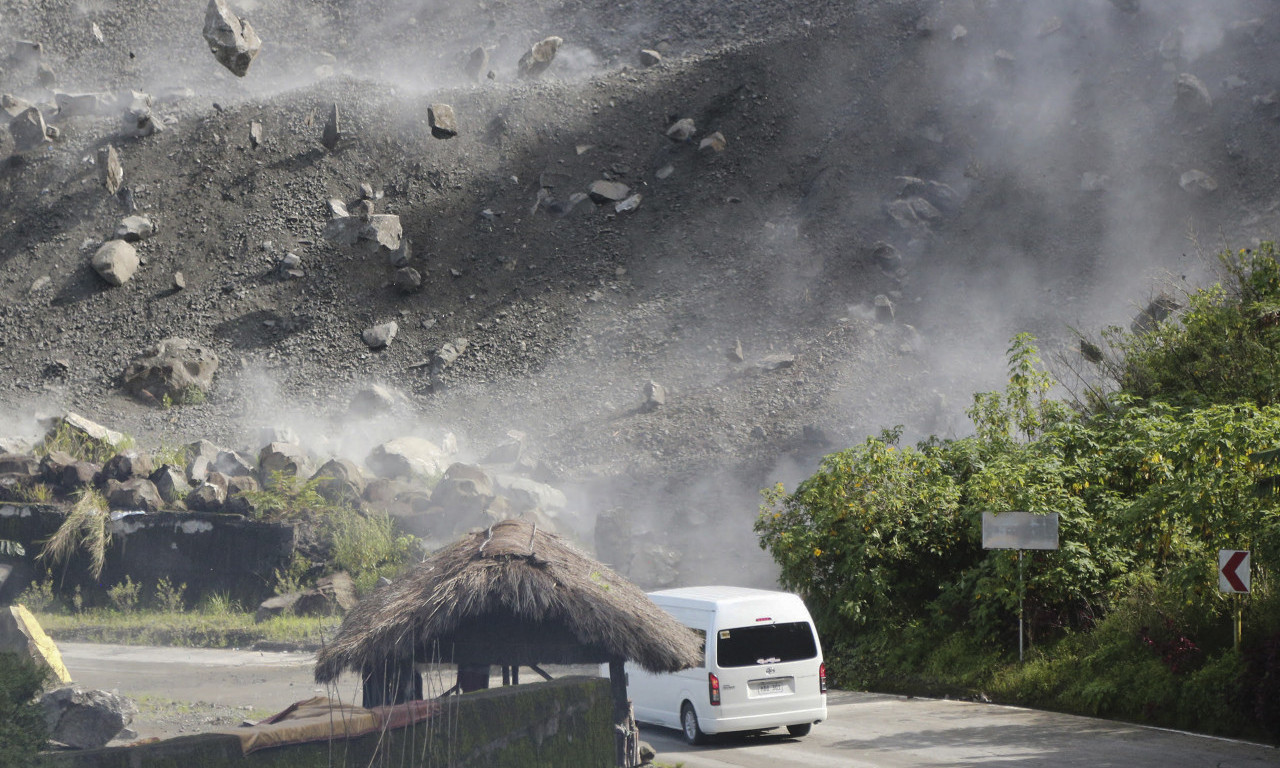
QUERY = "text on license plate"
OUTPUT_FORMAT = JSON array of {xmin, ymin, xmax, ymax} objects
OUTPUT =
[{"xmin": 750, "ymin": 677, "xmax": 793, "ymax": 697}]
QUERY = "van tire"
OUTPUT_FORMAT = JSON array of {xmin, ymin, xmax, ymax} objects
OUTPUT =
[
  {"xmin": 786, "ymin": 723, "xmax": 812, "ymax": 737},
  {"xmin": 681, "ymin": 702, "xmax": 707, "ymax": 745}
]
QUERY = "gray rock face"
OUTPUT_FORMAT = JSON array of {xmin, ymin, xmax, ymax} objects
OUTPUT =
[
  {"xmin": 122, "ymin": 337, "xmax": 219, "ymax": 402},
  {"xmin": 1175, "ymin": 73, "xmax": 1212, "ymax": 114},
  {"xmin": 91, "ymin": 240, "xmax": 139, "ymax": 286},
  {"xmin": 517, "ymin": 36, "xmax": 562, "ymax": 79},
  {"xmin": 588, "ymin": 180, "xmax": 630, "ymax": 204},
  {"xmin": 10, "ymin": 106, "xmax": 52, "ymax": 154},
  {"xmin": 366, "ymin": 437, "xmax": 450, "ymax": 479},
  {"xmin": 362, "ymin": 321, "xmax": 398, "ymax": 350},
  {"xmin": 114, "ymin": 215, "xmax": 156, "ymax": 242},
  {"xmin": 428, "ymin": 104, "xmax": 458, "ymax": 139},
  {"xmin": 203, "ymin": 0, "xmax": 262, "ymax": 77},
  {"xmin": 98, "ymin": 145, "xmax": 123, "ymax": 195},
  {"xmin": 42, "ymin": 686, "xmax": 136, "ymax": 749}
]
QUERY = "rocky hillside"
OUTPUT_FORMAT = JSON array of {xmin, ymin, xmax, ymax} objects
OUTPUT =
[{"xmin": 3, "ymin": 0, "xmax": 1279, "ymax": 587}]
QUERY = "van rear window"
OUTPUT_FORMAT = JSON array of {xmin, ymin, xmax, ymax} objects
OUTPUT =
[{"xmin": 716, "ymin": 622, "xmax": 818, "ymax": 667}]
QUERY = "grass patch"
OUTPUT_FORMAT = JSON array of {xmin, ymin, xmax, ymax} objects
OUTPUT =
[{"xmin": 35, "ymin": 608, "xmax": 338, "ymax": 649}]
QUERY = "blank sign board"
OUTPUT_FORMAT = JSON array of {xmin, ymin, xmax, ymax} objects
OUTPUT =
[{"xmin": 982, "ymin": 511, "xmax": 1059, "ymax": 550}]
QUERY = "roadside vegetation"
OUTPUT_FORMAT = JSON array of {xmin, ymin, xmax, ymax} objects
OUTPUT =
[{"xmin": 758, "ymin": 245, "xmax": 1280, "ymax": 742}]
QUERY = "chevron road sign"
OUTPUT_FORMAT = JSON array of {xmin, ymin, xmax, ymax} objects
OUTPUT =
[{"xmin": 1219, "ymin": 550, "xmax": 1250, "ymax": 593}]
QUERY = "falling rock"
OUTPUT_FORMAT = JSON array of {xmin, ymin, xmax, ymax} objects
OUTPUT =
[
  {"xmin": 366, "ymin": 436, "xmax": 450, "ymax": 479},
  {"xmin": 2, "ymin": 94, "xmax": 34, "ymax": 118},
  {"xmin": 615, "ymin": 194, "xmax": 642, "ymax": 213},
  {"xmin": 122, "ymin": 337, "xmax": 219, "ymax": 403},
  {"xmin": 100, "ymin": 452, "xmax": 155, "ymax": 483},
  {"xmin": 464, "ymin": 47, "xmax": 488, "ymax": 81},
  {"xmin": 203, "ymin": 0, "xmax": 262, "ymax": 77},
  {"xmin": 871, "ymin": 241, "xmax": 903, "ymax": 274},
  {"xmin": 1131, "ymin": 293, "xmax": 1181, "ymax": 334},
  {"xmin": 728, "ymin": 338, "xmax": 744, "ymax": 362},
  {"xmin": 186, "ymin": 473, "xmax": 229, "ymax": 511},
  {"xmin": 214, "ymin": 450, "xmax": 256, "ymax": 478},
  {"xmin": 91, "ymin": 241, "xmax": 139, "ymax": 286},
  {"xmin": 9, "ymin": 107, "xmax": 52, "ymax": 154},
  {"xmin": 54, "ymin": 91, "xmax": 115, "ymax": 119},
  {"xmin": 120, "ymin": 90, "xmax": 162, "ymax": 138},
  {"xmin": 41, "ymin": 686, "xmax": 137, "ymax": 750},
  {"xmin": 588, "ymin": 180, "xmax": 630, "ymax": 204},
  {"xmin": 348, "ymin": 384, "xmax": 402, "ymax": 417},
  {"xmin": 665, "ymin": 117, "xmax": 695, "ymax": 142},
  {"xmin": 517, "ymin": 36, "xmax": 562, "ymax": 79},
  {"xmin": 698, "ymin": 131, "xmax": 726, "ymax": 152},
  {"xmin": 1174, "ymin": 73, "xmax": 1212, "ymax": 114},
  {"xmin": 98, "ymin": 146, "xmax": 123, "ymax": 195},
  {"xmin": 388, "ymin": 238, "xmax": 411, "ymax": 268},
  {"xmin": 278, "ymin": 251, "xmax": 303, "ymax": 278},
  {"xmin": 45, "ymin": 413, "xmax": 127, "ymax": 455},
  {"xmin": 327, "ymin": 198, "xmax": 349, "ymax": 218},
  {"xmin": 754, "ymin": 353, "xmax": 795, "ymax": 371},
  {"xmin": 638, "ymin": 49, "xmax": 662, "ymax": 67},
  {"xmin": 428, "ymin": 104, "xmax": 458, "ymax": 139},
  {"xmin": 628, "ymin": 544, "xmax": 681, "ymax": 589},
  {"xmin": 1179, "ymin": 170, "xmax": 1217, "ymax": 194},
  {"xmin": 641, "ymin": 380, "xmax": 666, "ymax": 412},
  {"xmin": 429, "ymin": 338, "xmax": 469, "ymax": 374},
  {"xmin": 11, "ymin": 40, "xmax": 43, "ymax": 65},
  {"xmin": 393, "ymin": 267, "xmax": 423, "ymax": 294},
  {"xmin": 874, "ymin": 294, "xmax": 895, "ymax": 323},
  {"xmin": 114, "ymin": 215, "xmax": 156, "ymax": 242},
  {"xmin": 322, "ymin": 103, "xmax": 340, "ymax": 150},
  {"xmin": 363, "ymin": 321, "xmax": 398, "ymax": 350},
  {"xmin": 364, "ymin": 214, "xmax": 403, "ymax": 250},
  {"xmin": 173, "ymin": 271, "xmax": 186, "ymax": 290},
  {"xmin": 249, "ymin": 120, "xmax": 262, "ymax": 148},
  {"xmin": 493, "ymin": 474, "xmax": 567, "ymax": 514},
  {"xmin": 482, "ymin": 432, "xmax": 527, "ymax": 465}
]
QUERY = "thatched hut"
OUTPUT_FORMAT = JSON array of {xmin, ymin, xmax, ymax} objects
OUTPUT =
[{"xmin": 314, "ymin": 518, "xmax": 702, "ymax": 764}]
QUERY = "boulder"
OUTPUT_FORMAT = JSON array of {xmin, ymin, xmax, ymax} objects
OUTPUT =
[
  {"xmin": 120, "ymin": 90, "xmax": 162, "ymax": 138},
  {"xmin": 46, "ymin": 413, "xmax": 126, "ymax": 455},
  {"xmin": 312, "ymin": 458, "xmax": 366, "ymax": 506},
  {"xmin": 1179, "ymin": 169, "xmax": 1217, "ymax": 195},
  {"xmin": 588, "ymin": 180, "xmax": 630, "ymax": 204},
  {"xmin": 98, "ymin": 145, "xmax": 123, "ymax": 195},
  {"xmin": 324, "ymin": 213, "xmax": 402, "ymax": 252},
  {"xmin": 665, "ymin": 118, "xmax": 695, "ymax": 142},
  {"xmin": 874, "ymin": 294, "xmax": 895, "ymax": 323},
  {"xmin": 122, "ymin": 337, "xmax": 219, "ymax": 403},
  {"xmin": 1174, "ymin": 73, "xmax": 1212, "ymax": 114},
  {"xmin": 428, "ymin": 104, "xmax": 458, "ymax": 139},
  {"xmin": 113, "ymin": 215, "xmax": 156, "ymax": 242},
  {"xmin": 362, "ymin": 321, "xmax": 398, "ymax": 350},
  {"xmin": 0, "ymin": 453, "xmax": 40, "ymax": 476},
  {"xmin": 432, "ymin": 464, "xmax": 497, "ymax": 517},
  {"xmin": 249, "ymin": 120, "xmax": 262, "ymax": 148},
  {"xmin": 482, "ymin": 433, "xmax": 526, "ymax": 465},
  {"xmin": 213, "ymin": 450, "xmax": 256, "ymax": 478},
  {"xmin": 464, "ymin": 46, "xmax": 489, "ymax": 81},
  {"xmin": 105, "ymin": 478, "xmax": 162, "ymax": 512},
  {"xmin": 494, "ymin": 475, "xmax": 567, "ymax": 514},
  {"xmin": 54, "ymin": 91, "xmax": 114, "ymax": 118},
  {"xmin": 392, "ymin": 266, "xmax": 422, "ymax": 294},
  {"xmin": 203, "ymin": 0, "xmax": 262, "ymax": 77},
  {"xmin": 223, "ymin": 474, "xmax": 260, "ymax": 516},
  {"xmin": 186, "ymin": 472, "xmax": 229, "ymax": 511},
  {"xmin": 100, "ymin": 452, "xmax": 155, "ymax": 483},
  {"xmin": 91, "ymin": 241, "xmax": 139, "ymax": 286},
  {"xmin": 1, "ymin": 93, "xmax": 34, "ymax": 118},
  {"xmin": 293, "ymin": 572, "xmax": 357, "ymax": 616},
  {"xmin": 628, "ymin": 543, "xmax": 682, "ymax": 589},
  {"xmin": 638, "ymin": 49, "xmax": 661, "ymax": 67},
  {"xmin": 641, "ymin": 381, "xmax": 666, "ymax": 412},
  {"xmin": 429, "ymin": 338, "xmax": 469, "ymax": 374},
  {"xmin": 149, "ymin": 465, "xmax": 190, "ymax": 504},
  {"xmin": 258, "ymin": 442, "xmax": 310, "ymax": 487},
  {"xmin": 348, "ymin": 384, "xmax": 401, "ymax": 417},
  {"xmin": 1131, "ymin": 294, "xmax": 1181, "ymax": 334},
  {"xmin": 9, "ymin": 106, "xmax": 52, "ymax": 154},
  {"xmin": 0, "ymin": 605, "xmax": 72, "ymax": 684},
  {"xmin": 322, "ymin": 103, "xmax": 340, "ymax": 150},
  {"xmin": 367, "ymin": 437, "xmax": 450, "ymax": 480},
  {"xmin": 42, "ymin": 686, "xmax": 137, "ymax": 749},
  {"xmin": 517, "ymin": 36, "xmax": 561, "ymax": 79},
  {"xmin": 698, "ymin": 131, "xmax": 726, "ymax": 152}
]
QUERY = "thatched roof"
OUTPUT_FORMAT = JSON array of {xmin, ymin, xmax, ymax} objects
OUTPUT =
[{"xmin": 314, "ymin": 518, "xmax": 703, "ymax": 683}]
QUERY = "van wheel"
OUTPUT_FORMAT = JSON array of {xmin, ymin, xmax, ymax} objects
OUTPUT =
[
  {"xmin": 786, "ymin": 723, "xmax": 812, "ymax": 737},
  {"xmin": 681, "ymin": 703, "xmax": 707, "ymax": 745}
]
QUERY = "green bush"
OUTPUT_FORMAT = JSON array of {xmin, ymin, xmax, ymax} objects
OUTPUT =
[
  {"xmin": 0, "ymin": 652, "xmax": 50, "ymax": 767},
  {"xmin": 107, "ymin": 576, "xmax": 141, "ymax": 613}
]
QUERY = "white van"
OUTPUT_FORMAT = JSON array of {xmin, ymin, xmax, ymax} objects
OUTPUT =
[{"xmin": 627, "ymin": 586, "xmax": 827, "ymax": 744}]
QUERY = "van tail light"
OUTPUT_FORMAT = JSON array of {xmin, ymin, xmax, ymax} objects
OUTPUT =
[
  {"xmin": 709, "ymin": 672, "xmax": 721, "ymax": 705},
  {"xmin": 819, "ymin": 663, "xmax": 827, "ymax": 694}
]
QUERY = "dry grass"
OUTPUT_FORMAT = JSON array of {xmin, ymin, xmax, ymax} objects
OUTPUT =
[{"xmin": 38, "ymin": 488, "xmax": 111, "ymax": 578}]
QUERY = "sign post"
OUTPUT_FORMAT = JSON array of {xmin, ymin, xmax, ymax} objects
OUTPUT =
[
  {"xmin": 1219, "ymin": 549, "xmax": 1250, "ymax": 650},
  {"xmin": 982, "ymin": 512, "xmax": 1059, "ymax": 662}
]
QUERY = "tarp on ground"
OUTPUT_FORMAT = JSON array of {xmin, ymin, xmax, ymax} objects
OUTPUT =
[{"xmin": 212, "ymin": 696, "xmax": 439, "ymax": 754}]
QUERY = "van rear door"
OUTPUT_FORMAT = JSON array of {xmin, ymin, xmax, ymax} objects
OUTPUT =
[{"xmin": 712, "ymin": 620, "xmax": 823, "ymax": 725}]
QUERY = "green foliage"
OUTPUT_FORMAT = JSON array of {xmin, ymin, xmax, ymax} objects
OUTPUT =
[
  {"xmin": 199, "ymin": 591, "xmax": 240, "ymax": 617},
  {"xmin": 758, "ymin": 258, "xmax": 1280, "ymax": 739},
  {"xmin": 36, "ymin": 421, "xmax": 132, "ymax": 464},
  {"xmin": 272, "ymin": 551, "xmax": 313, "ymax": 596},
  {"xmin": 34, "ymin": 606, "xmax": 336, "ymax": 648},
  {"xmin": 160, "ymin": 385, "xmax": 208, "ymax": 409},
  {"xmin": 12, "ymin": 481, "xmax": 53, "ymax": 504},
  {"xmin": 324, "ymin": 508, "xmax": 416, "ymax": 595},
  {"xmin": 17, "ymin": 574, "xmax": 56, "ymax": 613},
  {"xmin": 39, "ymin": 489, "xmax": 111, "ymax": 578},
  {"xmin": 1113, "ymin": 244, "xmax": 1280, "ymax": 409},
  {"xmin": 0, "ymin": 652, "xmax": 50, "ymax": 767},
  {"xmin": 154, "ymin": 577, "xmax": 186, "ymax": 613},
  {"xmin": 107, "ymin": 576, "xmax": 141, "ymax": 613},
  {"xmin": 239, "ymin": 471, "xmax": 330, "ymax": 522}
]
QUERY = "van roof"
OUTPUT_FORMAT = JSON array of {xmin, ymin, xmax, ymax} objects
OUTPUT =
[{"xmin": 647, "ymin": 586, "xmax": 804, "ymax": 609}]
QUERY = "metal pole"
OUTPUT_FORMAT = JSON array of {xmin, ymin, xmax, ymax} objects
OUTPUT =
[
  {"xmin": 1018, "ymin": 550, "xmax": 1025, "ymax": 663},
  {"xmin": 1235, "ymin": 600, "xmax": 1243, "ymax": 652}
]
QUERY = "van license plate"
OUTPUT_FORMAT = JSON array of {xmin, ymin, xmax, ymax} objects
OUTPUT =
[{"xmin": 750, "ymin": 677, "xmax": 793, "ymax": 697}]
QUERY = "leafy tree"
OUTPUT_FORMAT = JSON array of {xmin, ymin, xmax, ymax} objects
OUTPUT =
[{"xmin": 0, "ymin": 652, "xmax": 50, "ymax": 767}]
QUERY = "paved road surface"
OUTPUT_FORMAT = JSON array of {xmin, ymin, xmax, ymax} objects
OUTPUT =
[{"xmin": 61, "ymin": 644, "xmax": 1276, "ymax": 766}]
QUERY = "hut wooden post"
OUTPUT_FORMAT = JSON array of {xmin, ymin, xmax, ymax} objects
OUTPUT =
[{"xmin": 609, "ymin": 657, "xmax": 629, "ymax": 766}]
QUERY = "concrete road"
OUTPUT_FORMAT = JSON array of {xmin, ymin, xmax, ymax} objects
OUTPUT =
[
  {"xmin": 60, "ymin": 644, "xmax": 1276, "ymax": 765},
  {"xmin": 641, "ymin": 691, "xmax": 1277, "ymax": 768}
]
